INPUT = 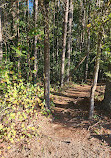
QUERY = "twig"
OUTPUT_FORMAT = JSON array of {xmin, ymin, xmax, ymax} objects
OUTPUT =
[
  {"xmin": 0, "ymin": 107, "xmax": 11, "ymax": 116},
  {"xmin": 88, "ymin": 120, "xmax": 101, "ymax": 131}
]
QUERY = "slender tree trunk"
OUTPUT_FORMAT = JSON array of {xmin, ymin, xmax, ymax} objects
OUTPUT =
[
  {"xmin": 0, "ymin": 5, "xmax": 2, "ymax": 63},
  {"xmin": 102, "ymin": 56, "xmax": 111, "ymax": 111},
  {"xmin": 89, "ymin": 32, "xmax": 102, "ymax": 119},
  {"xmin": 84, "ymin": 4, "xmax": 90, "ymax": 82},
  {"xmin": 70, "ymin": 54, "xmax": 88, "ymax": 78},
  {"xmin": 44, "ymin": 1, "xmax": 50, "ymax": 109},
  {"xmin": 56, "ymin": 0, "xmax": 59, "ymax": 72},
  {"xmin": 17, "ymin": 0, "xmax": 20, "ymax": 73},
  {"xmin": 82, "ymin": 0, "xmax": 86, "ymax": 45},
  {"xmin": 26, "ymin": 0, "xmax": 30, "ymax": 82},
  {"xmin": 84, "ymin": 30, "xmax": 90, "ymax": 82},
  {"xmin": 34, "ymin": 0, "xmax": 38, "ymax": 78},
  {"xmin": 97, "ymin": 0, "xmax": 101, "ymax": 7},
  {"xmin": 80, "ymin": 0, "xmax": 83, "ymax": 54},
  {"xmin": 53, "ymin": 0, "xmax": 55, "ymax": 61},
  {"xmin": 11, "ymin": 1, "xmax": 15, "ymax": 36},
  {"xmin": 61, "ymin": 0, "xmax": 69, "ymax": 87},
  {"xmin": 52, "ymin": 0, "xmax": 56, "ymax": 79},
  {"xmin": 66, "ymin": 0, "xmax": 73, "ymax": 83},
  {"xmin": 34, "ymin": 0, "xmax": 38, "ymax": 83},
  {"xmin": 103, "ymin": 78, "xmax": 111, "ymax": 111}
]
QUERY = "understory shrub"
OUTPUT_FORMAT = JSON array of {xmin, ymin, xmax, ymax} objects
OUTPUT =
[{"xmin": 0, "ymin": 72, "xmax": 54, "ymax": 144}]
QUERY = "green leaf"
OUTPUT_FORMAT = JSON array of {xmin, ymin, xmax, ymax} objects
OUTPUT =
[{"xmin": 0, "ymin": 124, "xmax": 3, "ymax": 130}]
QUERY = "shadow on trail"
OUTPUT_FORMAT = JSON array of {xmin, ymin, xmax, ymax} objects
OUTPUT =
[
  {"xmin": 53, "ymin": 98, "xmax": 110, "ymax": 126},
  {"xmin": 51, "ymin": 85, "xmax": 111, "ymax": 148},
  {"xmin": 51, "ymin": 91, "xmax": 80, "ymax": 99},
  {"xmin": 89, "ymin": 122, "xmax": 111, "ymax": 147},
  {"xmin": 52, "ymin": 97, "xmax": 91, "ymax": 129},
  {"xmin": 52, "ymin": 86, "xmax": 110, "ymax": 127},
  {"xmin": 91, "ymin": 134, "xmax": 111, "ymax": 147},
  {"xmin": 54, "ymin": 97, "xmax": 90, "ymax": 111}
]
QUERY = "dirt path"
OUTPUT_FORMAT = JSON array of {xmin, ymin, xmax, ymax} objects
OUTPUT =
[{"xmin": 3, "ymin": 84, "xmax": 111, "ymax": 158}]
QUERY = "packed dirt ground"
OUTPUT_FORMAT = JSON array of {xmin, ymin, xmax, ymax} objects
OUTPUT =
[{"xmin": 1, "ymin": 84, "xmax": 111, "ymax": 158}]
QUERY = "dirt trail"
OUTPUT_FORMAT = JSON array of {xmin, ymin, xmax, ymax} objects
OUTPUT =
[{"xmin": 4, "ymin": 84, "xmax": 111, "ymax": 158}]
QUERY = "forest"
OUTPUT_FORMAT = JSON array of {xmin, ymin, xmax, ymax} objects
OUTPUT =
[{"xmin": 0, "ymin": 0, "xmax": 111, "ymax": 157}]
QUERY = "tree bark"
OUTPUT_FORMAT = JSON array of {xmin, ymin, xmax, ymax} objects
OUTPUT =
[
  {"xmin": 0, "ymin": 5, "xmax": 2, "ymax": 63},
  {"xmin": 61, "ymin": 0, "xmax": 69, "ymax": 87},
  {"xmin": 89, "ymin": 32, "xmax": 102, "ymax": 119},
  {"xmin": 84, "ymin": 30, "xmax": 90, "ymax": 82},
  {"xmin": 44, "ymin": 1, "xmax": 50, "ymax": 109},
  {"xmin": 80, "ymin": 0, "xmax": 83, "ymax": 54},
  {"xmin": 66, "ymin": 0, "xmax": 73, "ymax": 83},
  {"xmin": 34, "ymin": 0, "xmax": 38, "ymax": 83},
  {"xmin": 56, "ymin": 0, "xmax": 59, "ymax": 71},
  {"xmin": 52, "ymin": 0, "xmax": 56, "ymax": 79},
  {"xmin": 26, "ymin": 0, "xmax": 30, "ymax": 82},
  {"xmin": 17, "ymin": 0, "xmax": 20, "ymax": 73},
  {"xmin": 102, "ymin": 63, "xmax": 111, "ymax": 111},
  {"xmin": 103, "ymin": 79, "xmax": 111, "ymax": 111},
  {"xmin": 84, "ymin": 2, "xmax": 90, "ymax": 83}
]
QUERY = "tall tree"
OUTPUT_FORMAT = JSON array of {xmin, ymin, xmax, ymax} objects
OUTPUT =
[
  {"xmin": 34, "ymin": 0, "xmax": 38, "ymax": 83},
  {"xmin": 17, "ymin": 0, "xmax": 20, "ymax": 73},
  {"xmin": 103, "ymin": 77, "xmax": 111, "ymax": 111},
  {"xmin": 43, "ymin": 0, "xmax": 50, "ymax": 109},
  {"xmin": 66, "ymin": 0, "xmax": 73, "ymax": 82},
  {"xmin": 0, "ymin": 3, "xmax": 2, "ymax": 63},
  {"xmin": 89, "ymin": 31, "xmax": 102, "ymax": 119},
  {"xmin": 55, "ymin": 0, "xmax": 60, "ymax": 76},
  {"xmin": 79, "ymin": 0, "xmax": 83, "ymax": 54},
  {"xmin": 84, "ymin": 3, "xmax": 91, "ymax": 82},
  {"xmin": 61, "ymin": 0, "xmax": 69, "ymax": 87},
  {"xmin": 26, "ymin": 0, "xmax": 30, "ymax": 82}
]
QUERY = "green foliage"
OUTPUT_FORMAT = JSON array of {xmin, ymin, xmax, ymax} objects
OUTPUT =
[
  {"xmin": 105, "ymin": 72, "xmax": 111, "ymax": 80},
  {"xmin": 0, "ymin": 72, "xmax": 54, "ymax": 144},
  {"xmin": 0, "ymin": 63, "xmax": 11, "ymax": 94}
]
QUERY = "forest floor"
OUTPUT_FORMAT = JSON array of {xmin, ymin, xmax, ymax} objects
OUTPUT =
[{"xmin": 1, "ymin": 84, "xmax": 111, "ymax": 158}]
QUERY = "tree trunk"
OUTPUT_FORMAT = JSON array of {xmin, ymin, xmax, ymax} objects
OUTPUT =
[
  {"xmin": 52, "ymin": 0, "xmax": 56, "ymax": 79},
  {"xmin": 26, "ymin": 0, "xmax": 30, "ymax": 82},
  {"xmin": 97, "ymin": 0, "xmax": 101, "ymax": 7},
  {"xmin": 44, "ymin": 1, "xmax": 50, "ymax": 109},
  {"xmin": 66, "ymin": 0, "xmax": 73, "ymax": 83},
  {"xmin": 84, "ymin": 29, "xmax": 90, "ymax": 82},
  {"xmin": 17, "ymin": 0, "xmax": 20, "ymax": 73},
  {"xmin": 56, "ymin": 0, "xmax": 59, "ymax": 73},
  {"xmin": 80, "ymin": 0, "xmax": 83, "ymax": 54},
  {"xmin": 84, "ymin": 54, "xmax": 89, "ymax": 83},
  {"xmin": 103, "ymin": 79, "xmax": 111, "ymax": 111},
  {"xmin": 0, "ymin": 5, "xmax": 2, "ymax": 63},
  {"xmin": 89, "ymin": 32, "xmax": 102, "ymax": 119},
  {"xmin": 61, "ymin": 0, "xmax": 69, "ymax": 87},
  {"xmin": 102, "ymin": 63, "xmax": 111, "ymax": 111},
  {"xmin": 34, "ymin": 0, "xmax": 38, "ymax": 84},
  {"xmin": 84, "ymin": 2, "xmax": 90, "ymax": 83}
]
